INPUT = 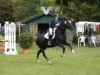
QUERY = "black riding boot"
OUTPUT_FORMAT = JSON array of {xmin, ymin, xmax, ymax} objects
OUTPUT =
[{"xmin": 48, "ymin": 35, "xmax": 52, "ymax": 45}]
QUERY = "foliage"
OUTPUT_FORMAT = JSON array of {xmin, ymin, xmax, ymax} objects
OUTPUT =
[
  {"xmin": 13, "ymin": 0, "xmax": 35, "ymax": 21},
  {"xmin": 39, "ymin": 0, "xmax": 55, "ymax": 7},
  {"xmin": 13, "ymin": 0, "xmax": 56, "ymax": 21},
  {"xmin": 61, "ymin": 1, "xmax": 98, "ymax": 21},
  {"xmin": 18, "ymin": 32, "xmax": 33, "ymax": 49},
  {"xmin": 79, "ymin": 0, "xmax": 98, "ymax": 5},
  {"xmin": 0, "ymin": 0, "xmax": 15, "ymax": 25},
  {"xmin": 55, "ymin": 0, "xmax": 100, "ymax": 21},
  {"xmin": 55, "ymin": 0, "xmax": 68, "ymax": 6},
  {"xmin": 0, "ymin": 0, "xmax": 100, "ymax": 22}
]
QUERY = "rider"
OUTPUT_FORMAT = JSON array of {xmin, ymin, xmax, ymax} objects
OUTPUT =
[{"xmin": 48, "ymin": 13, "xmax": 59, "ymax": 45}]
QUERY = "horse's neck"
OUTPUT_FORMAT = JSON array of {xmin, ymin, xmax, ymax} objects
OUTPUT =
[
  {"xmin": 58, "ymin": 23, "xmax": 66, "ymax": 31},
  {"xmin": 57, "ymin": 26, "xmax": 66, "ymax": 34}
]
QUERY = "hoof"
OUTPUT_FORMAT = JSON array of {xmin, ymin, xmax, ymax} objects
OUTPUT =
[
  {"xmin": 37, "ymin": 60, "xmax": 40, "ymax": 64},
  {"xmin": 71, "ymin": 49, "xmax": 75, "ymax": 53},
  {"xmin": 60, "ymin": 53, "xmax": 64, "ymax": 57},
  {"xmin": 48, "ymin": 61, "xmax": 52, "ymax": 64},
  {"xmin": 60, "ymin": 55, "xmax": 63, "ymax": 57}
]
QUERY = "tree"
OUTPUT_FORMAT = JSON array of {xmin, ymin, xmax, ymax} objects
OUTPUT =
[
  {"xmin": 60, "ymin": 0, "xmax": 100, "ymax": 21},
  {"xmin": 55, "ymin": 0, "xmax": 62, "ymax": 5},
  {"xmin": 62, "ymin": 0, "xmax": 68, "ymax": 6},
  {"xmin": 80, "ymin": 0, "xmax": 97, "ymax": 5},
  {"xmin": 12, "ymin": 0, "xmax": 100, "ymax": 22},
  {"xmin": 13, "ymin": 0, "xmax": 35, "ymax": 21},
  {"xmin": 55, "ymin": 0, "xmax": 68, "ymax": 6},
  {"xmin": 0, "ymin": 0, "xmax": 15, "ymax": 25},
  {"xmin": 13, "ymin": 0, "xmax": 55, "ymax": 21}
]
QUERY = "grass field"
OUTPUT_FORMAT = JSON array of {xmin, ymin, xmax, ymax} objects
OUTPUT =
[{"xmin": 0, "ymin": 36, "xmax": 100, "ymax": 75}]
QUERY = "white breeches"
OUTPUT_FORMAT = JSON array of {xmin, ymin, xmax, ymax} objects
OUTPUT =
[{"xmin": 49, "ymin": 27, "xmax": 57, "ymax": 39}]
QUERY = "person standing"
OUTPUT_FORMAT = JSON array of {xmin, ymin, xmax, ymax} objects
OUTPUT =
[
  {"xmin": 85, "ymin": 24, "xmax": 94, "ymax": 36},
  {"xmin": 85, "ymin": 24, "xmax": 94, "ymax": 46}
]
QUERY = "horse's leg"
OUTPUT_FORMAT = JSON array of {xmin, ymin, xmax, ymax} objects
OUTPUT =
[
  {"xmin": 41, "ymin": 49, "xmax": 52, "ymax": 64},
  {"xmin": 37, "ymin": 49, "xmax": 42, "ymax": 63},
  {"xmin": 58, "ymin": 43, "xmax": 65, "ymax": 57},
  {"xmin": 65, "ymin": 42, "xmax": 75, "ymax": 53}
]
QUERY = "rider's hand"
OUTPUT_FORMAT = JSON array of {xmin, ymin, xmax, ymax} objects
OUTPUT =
[{"xmin": 56, "ymin": 23, "xmax": 59, "ymax": 26}]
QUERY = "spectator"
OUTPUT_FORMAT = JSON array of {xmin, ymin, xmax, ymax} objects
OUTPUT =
[
  {"xmin": 85, "ymin": 24, "xmax": 94, "ymax": 46},
  {"xmin": 85, "ymin": 24, "xmax": 94, "ymax": 36}
]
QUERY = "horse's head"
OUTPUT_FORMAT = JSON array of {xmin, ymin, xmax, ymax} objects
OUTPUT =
[{"xmin": 59, "ymin": 21, "xmax": 74, "ymax": 31}]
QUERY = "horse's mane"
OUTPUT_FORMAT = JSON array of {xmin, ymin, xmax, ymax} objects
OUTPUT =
[{"xmin": 56, "ymin": 22, "xmax": 67, "ymax": 34}]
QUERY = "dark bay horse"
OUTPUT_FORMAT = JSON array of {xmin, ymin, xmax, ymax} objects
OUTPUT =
[{"xmin": 36, "ymin": 21, "xmax": 75, "ymax": 64}]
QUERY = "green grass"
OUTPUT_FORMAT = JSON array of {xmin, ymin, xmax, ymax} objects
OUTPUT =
[
  {"xmin": 0, "ymin": 36, "xmax": 100, "ymax": 75},
  {"xmin": 0, "ymin": 45, "xmax": 100, "ymax": 75}
]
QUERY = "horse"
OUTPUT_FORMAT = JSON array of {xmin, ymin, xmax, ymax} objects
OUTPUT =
[{"xmin": 36, "ymin": 21, "xmax": 75, "ymax": 64}]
